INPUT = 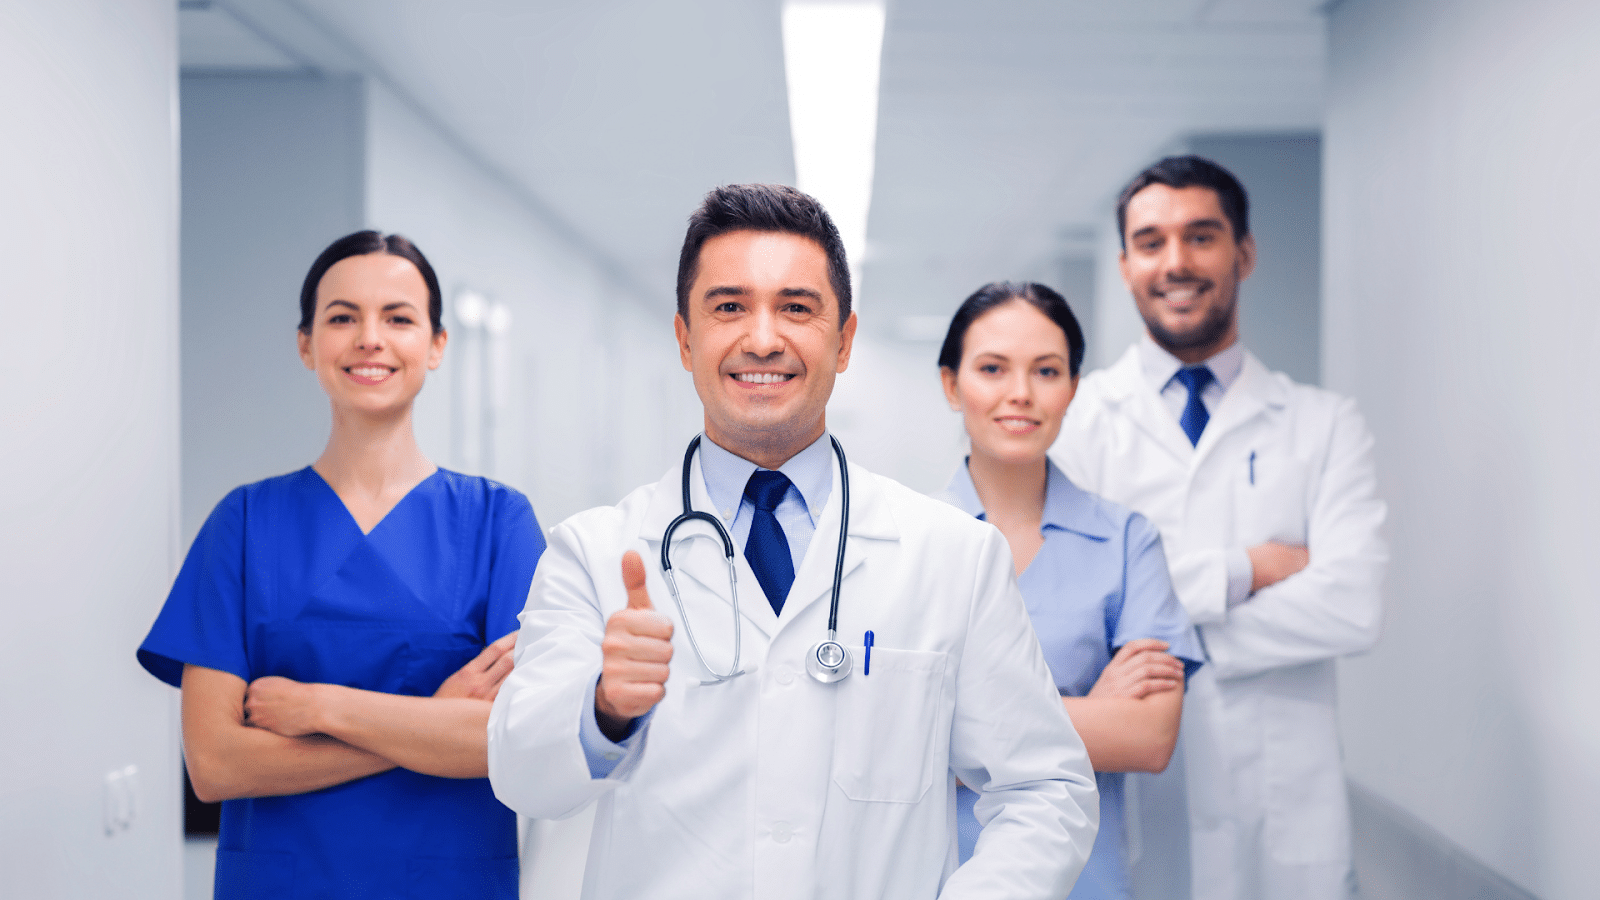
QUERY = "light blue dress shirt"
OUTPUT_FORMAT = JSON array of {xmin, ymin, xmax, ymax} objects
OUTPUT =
[
  {"xmin": 578, "ymin": 433, "xmax": 834, "ymax": 778},
  {"xmin": 940, "ymin": 458, "xmax": 1204, "ymax": 900}
]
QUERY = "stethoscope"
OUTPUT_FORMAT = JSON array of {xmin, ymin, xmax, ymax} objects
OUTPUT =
[{"xmin": 659, "ymin": 435, "xmax": 853, "ymax": 686}]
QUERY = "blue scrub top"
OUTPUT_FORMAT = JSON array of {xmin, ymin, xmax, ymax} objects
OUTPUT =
[
  {"xmin": 939, "ymin": 459, "xmax": 1203, "ymax": 900},
  {"xmin": 138, "ymin": 467, "xmax": 544, "ymax": 900}
]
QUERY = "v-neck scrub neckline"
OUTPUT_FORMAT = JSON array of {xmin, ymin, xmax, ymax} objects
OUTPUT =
[{"xmin": 306, "ymin": 465, "xmax": 442, "ymax": 537}]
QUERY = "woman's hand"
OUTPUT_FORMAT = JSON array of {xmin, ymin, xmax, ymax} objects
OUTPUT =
[
  {"xmin": 435, "ymin": 632, "xmax": 519, "ymax": 701},
  {"xmin": 1087, "ymin": 638, "xmax": 1185, "ymax": 700},
  {"xmin": 243, "ymin": 676, "xmax": 325, "ymax": 737}
]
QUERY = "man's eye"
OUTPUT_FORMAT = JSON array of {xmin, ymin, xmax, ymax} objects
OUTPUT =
[
  {"xmin": 715, "ymin": 302, "xmax": 741, "ymax": 313},
  {"xmin": 784, "ymin": 303, "xmax": 813, "ymax": 315}
]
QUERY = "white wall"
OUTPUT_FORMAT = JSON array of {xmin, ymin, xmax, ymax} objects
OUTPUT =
[
  {"xmin": 1325, "ymin": 1, "xmax": 1600, "ymax": 897},
  {"xmin": 180, "ymin": 73, "xmax": 366, "ymax": 543},
  {"xmin": 0, "ymin": 1, "xmax": 183, "ymax": 896},
  {"xmin": 363, "ymin": 82, "xmax": 703, "ymax": 526}
]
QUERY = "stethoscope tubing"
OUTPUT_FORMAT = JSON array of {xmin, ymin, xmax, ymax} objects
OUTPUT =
[{"xmin": 659, "ymin": 435, "xmax": 851, "ymax": 684}]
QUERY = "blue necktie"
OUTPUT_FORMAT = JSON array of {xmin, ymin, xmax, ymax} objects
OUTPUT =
[
  {"xmin": 1174, "ymin": 365, "xmax": 1215, "ymax": 446},
  {"xmin": 743, "ymin": 470, "xmax": 796, "ymax": 615}
]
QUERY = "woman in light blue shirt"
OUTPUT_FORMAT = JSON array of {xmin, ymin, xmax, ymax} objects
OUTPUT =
[{"xmin": 936, "ymin": 281, "xmax": 1203, "ymax": 899}]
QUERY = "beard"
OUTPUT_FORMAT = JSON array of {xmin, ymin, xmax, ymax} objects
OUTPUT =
[{"xmin": 1141, "ymin": 279, "xmax": 1238, "ymax": 354}]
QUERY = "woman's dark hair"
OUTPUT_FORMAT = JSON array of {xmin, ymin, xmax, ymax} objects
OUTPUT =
[
  {"xmin": 297, "ymin": 231, "xmax": 444, "ymax": 334},
  {"xmin": 676, "ymin": 184, "xmax": 852, "ymax": 326},
  {"xmin": 937, "ymin": 281, "xmax": 1086, "ymax": 378}
]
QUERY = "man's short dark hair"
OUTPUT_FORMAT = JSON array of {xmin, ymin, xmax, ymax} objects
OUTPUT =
[
  {"xmin": 676, "ymin": 184, "xmax": 852, "ymax": 326},
  {"xmin": 1116, "ymin": 155, "xmax": 1250, "ymax": 250}
]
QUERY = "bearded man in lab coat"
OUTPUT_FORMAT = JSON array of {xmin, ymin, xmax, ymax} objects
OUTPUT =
[
  {"xmin": 1051, "ymin": 156, "xmax": 1387, "ymax": 900},
  {"xmin": 489, "ymin": 183, "xmax": 1098, "ymax": 900}
]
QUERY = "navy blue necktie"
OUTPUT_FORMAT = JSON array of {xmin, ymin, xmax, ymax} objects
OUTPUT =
[
  {"xmin": 743, "ymin": 470, "xmax": 796, "ymax": 615},
  {"xmin": 1174, "ymin": 366, "xmax": 1215, "ymax": 446}
]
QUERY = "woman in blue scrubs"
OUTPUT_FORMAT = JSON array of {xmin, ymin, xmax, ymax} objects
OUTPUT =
[
  {"xmin": 138, "ymin": 231, "xmax": 543, "ymax": 900},
  {"xmin": 936, "ymin": 282, "xmax": 1203, "ymax": 899}
]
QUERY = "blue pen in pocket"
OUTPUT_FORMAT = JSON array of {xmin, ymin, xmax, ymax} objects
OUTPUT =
[
  {"xmin": 1249, "ymin": 450, "xmax": 1256, "ymax": 485},
  {"xmin": 863, "ymin": 630, "xmax": 875, "ymax": 676}
]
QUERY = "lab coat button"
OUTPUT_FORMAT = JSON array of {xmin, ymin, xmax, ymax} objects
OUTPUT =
[
  {"xmin": 775, "ymin": 669, "xmax": 795, "ymax": 686},
  {"xmin": 771, "ymin": 821, "xmax": 792, "ymax": 843}
]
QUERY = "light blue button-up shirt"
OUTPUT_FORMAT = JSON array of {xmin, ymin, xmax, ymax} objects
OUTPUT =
[
  {"xmin": 939, "ymin": 458, "xmax": 1204, "ymax": 900},
  {"xmin": 578, "ymin": 433, "xmax": 835, "ymax": 778}
]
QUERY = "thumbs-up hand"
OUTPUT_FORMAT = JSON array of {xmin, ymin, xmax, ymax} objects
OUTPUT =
[{"xmin": 595, "ymin": 550, "xmax": 674, "ymax": 741}]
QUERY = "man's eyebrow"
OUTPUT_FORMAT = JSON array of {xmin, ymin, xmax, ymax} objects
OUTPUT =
[
  {"xmin": 1185, "ymin": 218, "xmax": 1227, "ymax": 231},
  {"xmin": 777, "ymin": 287, "xmax": 823, "ymax": 301},
  {"xmin": 703, "ymin": 285, "xmax": 748, "ymax": 300}
]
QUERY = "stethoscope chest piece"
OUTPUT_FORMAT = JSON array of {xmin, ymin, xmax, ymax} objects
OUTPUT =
[{"xmin": 806, "ymin": 635, "xmax": 853, "ymax": 684}]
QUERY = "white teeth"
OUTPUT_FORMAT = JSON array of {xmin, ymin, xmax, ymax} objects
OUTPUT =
[
  {"xmin": 351, "ymin": 367, "xmax": 391, "ymax": 379},
  {"xmin": 733, "ymin": 372, "xmax": 792, "ymax": 384},
  {"xmin": 1164, "ymin": 289, "xmax": 1198, "ymax": 302}
]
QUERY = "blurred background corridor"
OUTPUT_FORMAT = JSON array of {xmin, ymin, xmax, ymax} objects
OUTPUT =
[{"xmin": 2, "ymin": 1, "xmax": 1596, "ymax": 897}]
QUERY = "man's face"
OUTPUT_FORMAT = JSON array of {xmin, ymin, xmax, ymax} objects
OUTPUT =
[
  {"xmin": 1120, "ymin": 184, "xmax": 1256, "ymax": 363},
  {"xmin": 675, "ymin": 229, "xmax": 857, "ymax": 467}
]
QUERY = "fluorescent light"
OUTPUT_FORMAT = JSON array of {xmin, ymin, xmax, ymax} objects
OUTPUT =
[{"xmin": 782, "ymin": 0, "xmax": 886, "ymax": 296}]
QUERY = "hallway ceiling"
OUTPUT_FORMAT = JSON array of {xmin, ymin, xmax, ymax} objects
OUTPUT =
[{"xmin": 180, "ymin": 0, "xmax": 1324, "ymax": 327}]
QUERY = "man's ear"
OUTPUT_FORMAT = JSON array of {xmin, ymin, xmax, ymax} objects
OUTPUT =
[
  {"xmin": 834, "ymin": 311, "xmax": 859, "ymax": 373},
  {"xmin": 674, "ymin": 312, "xmax": 693, "ymax": 372},
  {"xmin": 1236, "ymin": 234, "xmax": 1258, "ymax": 282}
]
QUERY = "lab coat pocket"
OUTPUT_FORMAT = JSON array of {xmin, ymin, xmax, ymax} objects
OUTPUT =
[
  {"xmin": 1233, "ymin": 451, "xmax": 1311, "ymax": 546},
  {"xmin": 214, "ymin": 848, "xmax": 295, "ymax": 899},
  {"xmin": 831, "ymin": 648, "xmax": 949, "ymax": 803}
]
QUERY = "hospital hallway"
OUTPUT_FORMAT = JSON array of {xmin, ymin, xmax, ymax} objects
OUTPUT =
[{"xmin": 2, "ymin": 1, "xmax": 1596, "ymax": 898}]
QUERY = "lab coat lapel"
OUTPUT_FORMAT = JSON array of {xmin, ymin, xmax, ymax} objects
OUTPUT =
[
  {"xmin": 778, "ymin": 461, "xmax": 897, "ymax": 631},
  {"xmin": 1102, "ymin": 346, "xmax": 1195, "ymax": 463},
  {"xmin": 636, "ymin": 454, "xmax": 779, "ymax": 639},
  {"xmin": 1193, "ymin": 351, "xmax": 1285, "ymax": 462}
]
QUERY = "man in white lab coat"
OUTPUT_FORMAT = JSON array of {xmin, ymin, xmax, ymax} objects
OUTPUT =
[
  {"xmin": 1051, "ymin": 156, "xmax": 1387, "ymax": 900},
  {"xmin": 489, "ymin": 184, "xmax": 1098, "ymax": 900}
]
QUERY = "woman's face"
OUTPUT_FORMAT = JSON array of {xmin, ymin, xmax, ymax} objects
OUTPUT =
[
  {"xmin": 296, "ymin": 252, "xmax": 445, "ymax": 419},
  {"xmin": 940, "ymin": 300, "xmax": 1077, "ymax": 467}
]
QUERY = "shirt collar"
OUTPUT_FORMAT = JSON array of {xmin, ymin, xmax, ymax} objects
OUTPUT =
[
  {"xmin": 941, "ymin": 457, "xmax": 1113, "ymax": 541},
  {"xmin": 698, "ymin": 431, "xmax": 834, "ymax": 525},
  {"xmin": 1138, "ymin": 333, "xmax": 1245, "ymax": 395}
]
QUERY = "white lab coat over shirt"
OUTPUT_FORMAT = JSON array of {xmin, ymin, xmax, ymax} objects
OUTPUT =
[
  {"xmin": 488, "ymin": 450, "xmax": 1099, "ymax": 900},
  {"xmin": 1052, "ymin": 346, "xmax": 1387, "ymax": 900}
]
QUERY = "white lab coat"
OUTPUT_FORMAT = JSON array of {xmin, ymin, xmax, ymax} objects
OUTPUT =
[
  {"xmin": 488, "ymin": 451, "xmax": 1098, "ymax": 900},
  {"xmin": 1052, "ymin": 346, "xmax": 1387, "ymax": 900}
]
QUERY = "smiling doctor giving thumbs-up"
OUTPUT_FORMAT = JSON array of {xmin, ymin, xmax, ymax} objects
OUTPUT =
[{"xmin": 488, "ymin": 184, "xmax": 1097, "ymax": 900}]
